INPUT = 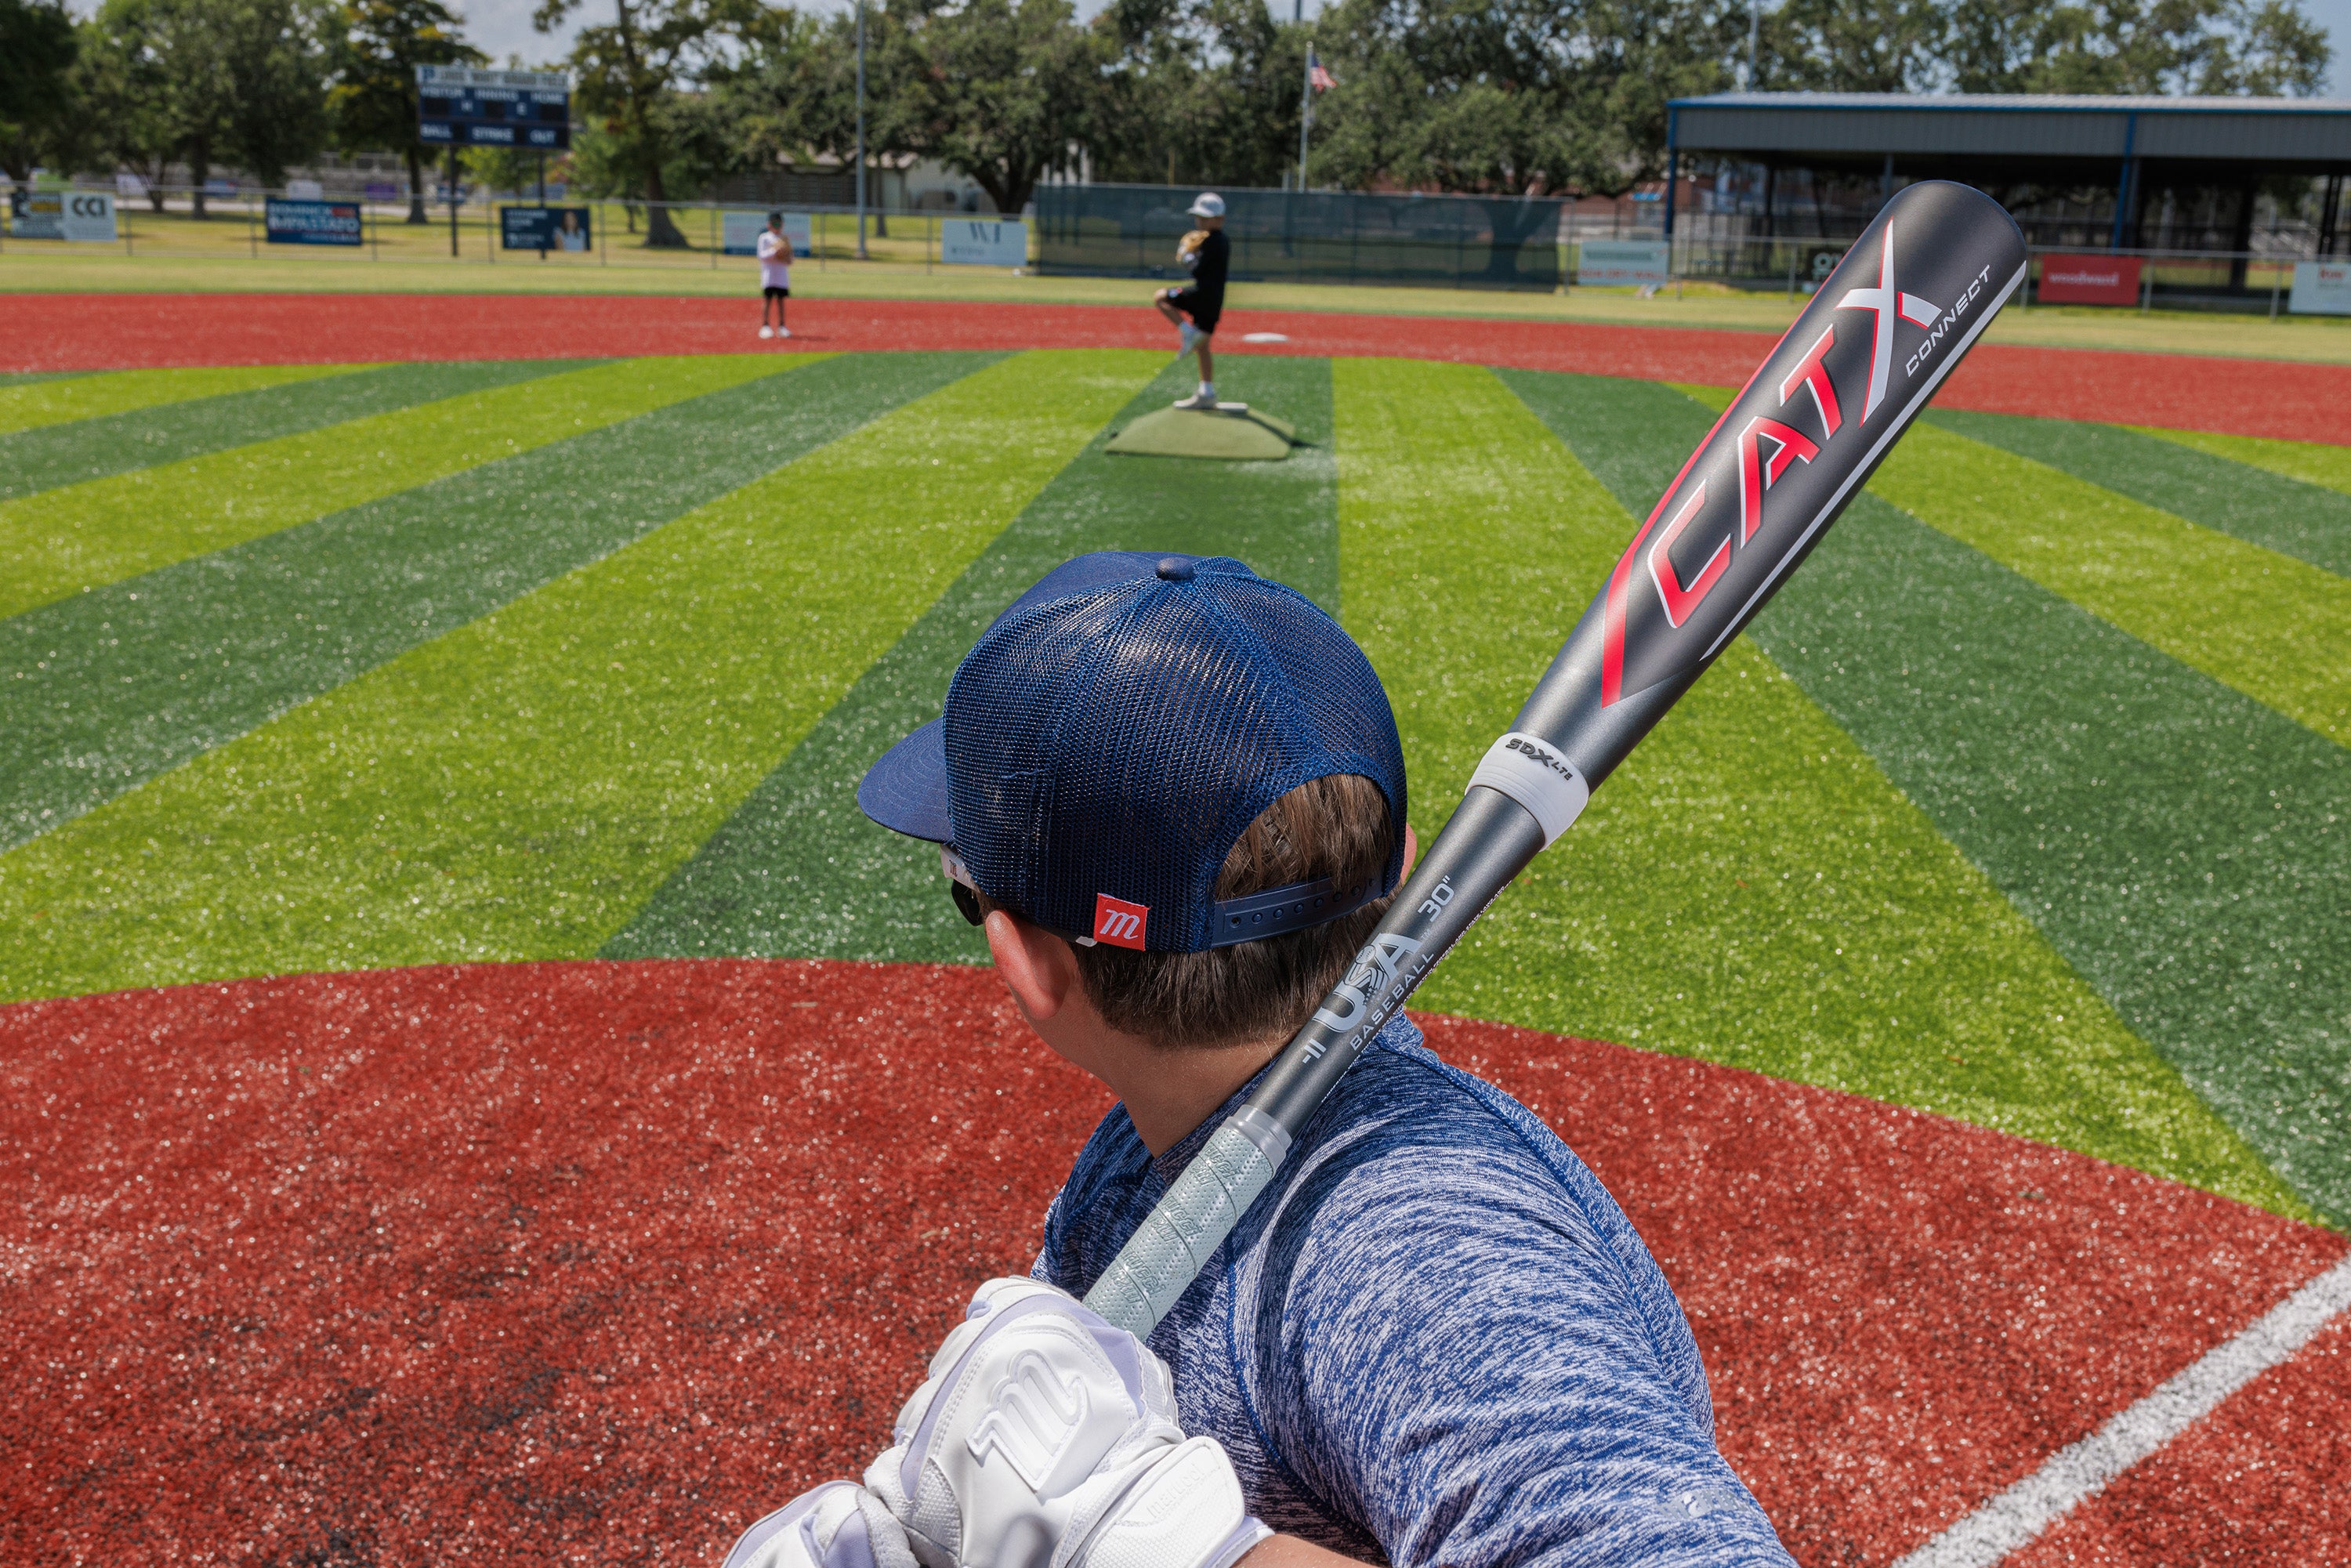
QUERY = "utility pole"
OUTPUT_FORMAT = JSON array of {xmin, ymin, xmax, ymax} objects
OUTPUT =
[
  {"xmin": 856, "ymin": 0, "xmax": 869, "ymax": 260},
  {"xmin": 1746, "ymin": 0, "xmax": 1760, "ymax": 89}
]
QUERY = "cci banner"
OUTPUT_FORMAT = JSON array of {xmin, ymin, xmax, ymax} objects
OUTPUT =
[
  {"xmin": 265, "ymin": 198, "xmax": 363, "ymax": 246},
  {"xmin": 1576, "ymin": 240, "xmax": 1671, "ymax": 288},
  {"xmin": 502, "ymin": 205, "xmax": 593, "ymax": 252},
  {"xmin": 2038, "ymin": 253, "xmax": 2140, "ymax": 306},
  {"xmin": 940, "ymin": 219, "xmax": 1028, "ymax": 268},
  {"xmin": 2289, "ymin": 261, "xmax": 2351, "ymax": 315},
  {"xmin": 9, "ymin": 190, "xmax": 116, "ymax": 241},
  {"xmin": 721, "ymin": 211, "xmax": 811, "ymax": 257}
]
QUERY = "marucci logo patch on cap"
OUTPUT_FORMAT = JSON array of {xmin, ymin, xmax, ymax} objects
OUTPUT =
[{"xmin": 1092, "ymin": 893, "xmax": 1149, "ymax": 950}]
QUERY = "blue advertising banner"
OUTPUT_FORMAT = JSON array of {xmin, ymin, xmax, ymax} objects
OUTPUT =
[
  {"xmin": 265, "ymin": 198, "xmax": 363, "ymax": 246},
  {"xmin": 502, "ymin": 205, "xmax": 593, "ymax": 252}
]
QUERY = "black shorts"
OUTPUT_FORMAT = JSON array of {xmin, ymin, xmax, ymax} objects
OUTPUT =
[
  {"xmin": 1168, "ymin": 288, "xmax": 1221, "ymax": 334},
  {"xmin": 764, "ymin": 285, "xmax": 789, "ymax": 300}
]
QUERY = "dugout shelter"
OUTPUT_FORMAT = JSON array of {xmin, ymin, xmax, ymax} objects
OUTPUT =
[{"xmin": 1664, "ymin": 92, "xmax": 2351, "ymax": 276}]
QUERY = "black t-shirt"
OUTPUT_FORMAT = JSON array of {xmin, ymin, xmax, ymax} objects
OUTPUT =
[{"xmin": 1189, "ymin": 228, "xmax": 1229, "ymax": 303}]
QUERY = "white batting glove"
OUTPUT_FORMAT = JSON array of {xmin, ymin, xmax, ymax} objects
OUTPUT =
[
  {"xmin": 865, "ymin": 1278, "xmax": 1270, "ymax": 1568},
  {"xmin": 722, "ymin": 1480, "xmax": 921, "ymax": 1568}
]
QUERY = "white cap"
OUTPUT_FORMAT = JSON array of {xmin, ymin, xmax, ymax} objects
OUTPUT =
[{"xmin": 1188, "ymin": 192, "xmax": 1225, "ymax": 218}]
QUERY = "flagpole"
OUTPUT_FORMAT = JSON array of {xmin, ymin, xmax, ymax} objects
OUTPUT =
[{"xmin": 1298, "ymin": 45, "xmax": 1312, "ymax": 191}]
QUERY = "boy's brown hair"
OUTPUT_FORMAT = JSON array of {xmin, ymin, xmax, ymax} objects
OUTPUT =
[{"xmin": 1065, "ymin": 773, "xmax": 1397, "ymax": 1049}]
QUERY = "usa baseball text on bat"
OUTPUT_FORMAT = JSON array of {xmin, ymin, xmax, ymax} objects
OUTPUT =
[{"xmin": 1083, "ymin": 180, "xmax": 2029, "ymax": 1338}]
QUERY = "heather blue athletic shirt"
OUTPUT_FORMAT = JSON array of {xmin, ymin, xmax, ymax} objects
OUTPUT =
[{"xmin": 1034, "ymin": 1016, "xmax": 1793, "ymax": 1566}]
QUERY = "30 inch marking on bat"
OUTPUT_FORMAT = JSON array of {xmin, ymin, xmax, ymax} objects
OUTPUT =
[{"xmin": 1084, "ymin": 180, "xmax": 2028, "ymax": 1338}]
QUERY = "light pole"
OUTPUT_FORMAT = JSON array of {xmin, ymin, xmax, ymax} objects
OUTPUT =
[
  {"xmin": 1746, "ymin": 0, "xmax": 1760, "ymax": 89},
  {"xmin": 856, "ymin": 0, "xmax": 869, "ymax": 260}
]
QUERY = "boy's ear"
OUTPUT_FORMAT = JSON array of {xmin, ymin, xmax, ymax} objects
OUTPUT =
[{"xmin": 984, "ymin": 909, "xmax": 1082, "ymax": 1025}]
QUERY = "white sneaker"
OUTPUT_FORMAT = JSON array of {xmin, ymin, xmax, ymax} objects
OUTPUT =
[
  {"xmin": 777, "ymin": 327, "xmax": 792, "ymax": 338},
  {"xmin": 1177, "ymin": 322, "xmax": 1199, "ymax": 360},
  {"xmin": 1172, "ymin": 391, "xmax": 1218, "ymax": 410},
  {"xmin": 759, "ymin": 325, "xmax": 774, "ymax": 339}
]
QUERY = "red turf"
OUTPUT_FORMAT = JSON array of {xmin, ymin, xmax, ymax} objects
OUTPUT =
[
  {"xmin": 6, "ymin": 292, "xmax": 2345, "ymax": 444},
  {"xmin": 3, "ymin": 960, "xmax": 2342, "ymax": 1566}
]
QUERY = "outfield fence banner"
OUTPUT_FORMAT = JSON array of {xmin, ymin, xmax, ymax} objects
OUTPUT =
[
  {"xmin": 502, "ymin": 205, "xmax": 594, "ymax": 252},
  {"xmin": 265, "ymin": 197, "xmax": 364, "ymax": 246},
  {"xmin": 1036, "ymin": 184, "xmax": 1565, "ymax": 292},
  {"xmin": 2289, "ymin": 260, "xmax": 2351, "ymax": 314},
  {"xmin": 939, "ymin": 218, "xmax": 1028, "ymax": 267},
  {"xmin": 720, "ymin": 210, "xmax": 812, "ymax": 257},
  {"xmin": 9, "ymin": 189, "xmax": 118, "ymax": 242},
  {"xmin": 1574, "ymin": 240, "xmax": 1670, "ymax": 287},
  {"xmin": 2038, "ymin": 252, "xmax": 2142, "ymax": 305}
]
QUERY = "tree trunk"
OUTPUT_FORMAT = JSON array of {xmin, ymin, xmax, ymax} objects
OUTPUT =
[
  {"xmin": 406, "ymin": 144, "xmax": 429, "ymax": 223},
  {"xmin": 641, "ymin": 163, "xmax": 689, "ymax": 248},
  {"xmin": 190, "ymin": 136, "xmax": 211, "ymax": 219}
]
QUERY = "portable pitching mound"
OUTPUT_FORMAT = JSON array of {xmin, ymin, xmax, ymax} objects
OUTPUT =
[{"xmin": 1105, "ymin": 403, "xmax": 1296, "ymax": 462}]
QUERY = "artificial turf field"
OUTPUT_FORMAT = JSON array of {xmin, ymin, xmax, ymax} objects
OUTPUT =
[{"xmin": 2, "ymin": 296, "xmax": 2347, "ymax": 1566}]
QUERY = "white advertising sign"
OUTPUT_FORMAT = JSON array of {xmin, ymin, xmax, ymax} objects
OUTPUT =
[
  {"xmin": 940, "ymin": 218, "xmax": 1028, "ymax": 268},
  {"xmin": 1576, "ymin": 239, "xmax": 1671, "ymax": 288},
  {"xmin": 722, "ymin": 210, "xmax": 810, "ymax": 257},
  {"xmin": 9, "ymin": 190, "xmax": 115, "ymax": 241},
  {"xmin": 2288, "ymin": 261, "xmax": 2351, "ymax": 316}
]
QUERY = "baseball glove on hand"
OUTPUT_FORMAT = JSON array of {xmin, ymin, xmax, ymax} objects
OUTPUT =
[
  {"xmin": 866, "ymin": 1278, "xmax": 1269, "ymax": 1568},
  {"xmin": 1177, "ymin": 229, "xmax": 1208, "ymax": 272}
]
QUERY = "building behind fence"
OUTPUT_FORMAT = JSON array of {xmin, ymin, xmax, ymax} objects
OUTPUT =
[{"xmin": 1037, "ymin": 183, "xmax": 1567, "ymax": 292}]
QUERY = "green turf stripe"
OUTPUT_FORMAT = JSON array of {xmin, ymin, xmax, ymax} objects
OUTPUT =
[
  {"xmin": 1347, "ymin": 363, "xmax": 2302, "ymax": 1217},
  {"xmin": 1867, "ymin": 425, "xmax": 2351, "ymax": 746},
  {"xmin": 0, "ymin": 352, "xmax": 991, "ymax": 853},
  {"xmin": 606, "ymin": 353, "xmax": 1340, "ymax": 964},
  {"xmin": 1511, "ymin": 369, "xmax": 2343, "ymax": 1224},
  {"xmin": 0, "ymin": 350, "xmax": 1138, "ymax": 998},
  {"xmin": 1922, "ymin": 409, "xmax": 2351, "ymax": 580},
  {"xmin": 0, "ymin": 356, "xmax": 792, "ymax": 622},
  {"xmin": 0, "ymin": 363, "xmax": 371, "ymax": 438},
  {"xmin": 0, "ymin": 359, "xmax": 572, "ymax": 503},
  {"xmin": 2135, "ymin": 424, "xmax": 2351, "ymax": 498}
]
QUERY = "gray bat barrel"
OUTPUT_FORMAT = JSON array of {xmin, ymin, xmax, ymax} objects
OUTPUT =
[{"xmin": 1084, "ymin": 180, "xmax": 2027, "ymax": 1339}]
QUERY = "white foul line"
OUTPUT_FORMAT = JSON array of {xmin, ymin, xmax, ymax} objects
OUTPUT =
[{"xmin": 1891, "ymin": 1251, "xmax": 2351, "ymax": 1568}]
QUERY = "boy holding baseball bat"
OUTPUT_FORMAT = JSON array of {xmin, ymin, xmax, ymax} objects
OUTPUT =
[{"xmin": 723, "ymin": 554, "xmax": 1791, "ymax": 1568}]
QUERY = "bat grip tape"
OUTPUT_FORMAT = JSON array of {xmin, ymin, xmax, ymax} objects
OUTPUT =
[
  {"xmin": 1082, "ymin": 1107, "xmax": 1291, "ymax": 1338},
  {"xmin": 1465, "ymin": 732, "xmax": 1590, "ymax": 847}
]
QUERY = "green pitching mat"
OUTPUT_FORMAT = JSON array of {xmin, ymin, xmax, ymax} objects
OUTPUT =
[{"xmin": 1105, "ymin": 402, "xmax": 1296, "ymax": 461}]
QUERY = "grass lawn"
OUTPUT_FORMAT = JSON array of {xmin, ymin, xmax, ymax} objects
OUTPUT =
[{"xmin": 0, "ymin": 349, "xmax": 2341, "ymax": 1233}]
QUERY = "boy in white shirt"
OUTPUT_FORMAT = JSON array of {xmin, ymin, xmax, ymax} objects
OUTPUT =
[{"xmin": 757, "ymin": 212, "xmax": 793, "ymax": 339}]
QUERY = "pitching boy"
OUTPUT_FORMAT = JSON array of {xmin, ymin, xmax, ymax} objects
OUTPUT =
[
  {"xmin": 1157, "ymin": 193, "xmax": 1229, "ymax": 408},
  {"xmin": 726, "ymin": 553, "xmax": 1794, "ymax": 1567}
]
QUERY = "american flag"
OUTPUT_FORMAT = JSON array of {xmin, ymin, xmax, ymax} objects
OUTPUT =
[{"xmin": 1309, "ymin": 50, "xmax": 1336, "ymax": 92}]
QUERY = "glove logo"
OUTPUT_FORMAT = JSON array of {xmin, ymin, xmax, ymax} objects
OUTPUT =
[{"xmin": 965, "ymin": 1349, "xmax": 1090, "ymax": 1492}]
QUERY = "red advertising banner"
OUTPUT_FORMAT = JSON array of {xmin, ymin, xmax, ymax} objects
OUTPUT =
[{"xmin": 2038, "ymin": 253, "xmax": 2142, "ymax": 306}]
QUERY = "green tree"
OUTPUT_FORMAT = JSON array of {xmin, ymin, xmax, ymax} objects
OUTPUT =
[
  {"xmin": 329, "ymin": 0, "xmax": 484, "ymax": 222},
  {"xmin": 0, "ymin": 0, "xmax": 79, "ymax": 186},
  {"xmin": 1089, "ymin": 0, "xmax": 1309, "ymax": 189},
  {"xmin": 69, "ymin": 0, "xmax": 175, "ymax": 207},
  {"xmin": 1310, "ymin": 0, "xmax": 1734, "ymax": 197},
  {"xmin": 536, "ymin": 0, "xmax": 773, "ymax": 246},
  {"xmin": 1940, "ymin": 0, "xmax": 2327, "ymax": 93},
  {"xmin": 218, "ymin": 0, "xmax": 335, "ymax": 188},
  {"xmin": 882, "ymin": 0, "xmax": 1110, "ymax": 216},
  {"xmin": 1753, "ymin": 0, "xmax": 1951, "ymax": 90}
]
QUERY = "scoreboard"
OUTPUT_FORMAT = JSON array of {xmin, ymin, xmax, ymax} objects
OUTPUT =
[{"xmin": 416, "ymin": 66, "xmax": 571, "ymax": 150}]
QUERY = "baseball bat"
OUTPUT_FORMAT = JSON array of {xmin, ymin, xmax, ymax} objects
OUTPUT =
[{"xmin": 1083, "ymin": 179, "xmax": 2027, "ymax": 1338}]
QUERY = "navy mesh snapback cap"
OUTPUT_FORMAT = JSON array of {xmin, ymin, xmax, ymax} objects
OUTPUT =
[{"xmin": 858, "ymin": 552, "xmax": 1407, "ymax": 953}]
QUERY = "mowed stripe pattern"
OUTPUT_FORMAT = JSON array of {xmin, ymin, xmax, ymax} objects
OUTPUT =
[{"xmin": 0, "ymin": 351, "xmax": 2341, "ymax": 1229}]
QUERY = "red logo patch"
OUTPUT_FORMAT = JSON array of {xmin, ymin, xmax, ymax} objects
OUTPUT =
[{"xmin": 1092, "ymin": 893, "xmax": 1149, "ymax": 951}]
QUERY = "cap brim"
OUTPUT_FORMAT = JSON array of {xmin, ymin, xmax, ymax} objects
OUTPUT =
[{"xmin": 857, "ymin": 719, "xmax": 954, "ymax": 842}]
